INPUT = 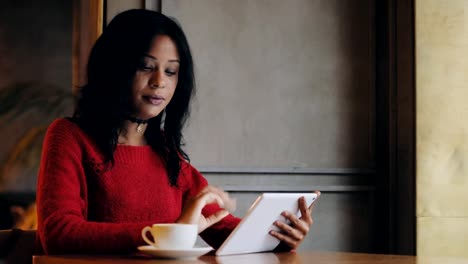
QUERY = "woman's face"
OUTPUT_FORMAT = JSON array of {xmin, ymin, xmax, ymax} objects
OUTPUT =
[{"xmin": 131, "ymin": 35, "xmax": 180, "ymax": 119}]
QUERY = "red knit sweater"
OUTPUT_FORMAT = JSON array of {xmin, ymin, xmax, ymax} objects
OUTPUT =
[{"xmin": 36, "ymin": 118, "xmax": 240, "ymax": 254}]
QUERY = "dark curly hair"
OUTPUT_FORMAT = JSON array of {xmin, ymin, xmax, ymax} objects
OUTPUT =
[{"xmin": 73, "ymin": 9, "xmax": 195, "ymax": 186}]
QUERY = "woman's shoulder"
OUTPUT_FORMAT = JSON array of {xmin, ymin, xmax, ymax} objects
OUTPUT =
[
  {"xmin": 44, "ymin": 118, "xmax": 104, "ymax": 158},
  {"xmin": 47, "ymin": 117, "xmax": 83, "ymax": 136},
  {"xmin": 46, "ymin": 117, "xmax": 91, "ymax": 144}
]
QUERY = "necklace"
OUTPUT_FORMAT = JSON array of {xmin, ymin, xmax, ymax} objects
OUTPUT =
[{"xmin": 126, "ymin": 117, "xmax": 149, "ymax": 133}]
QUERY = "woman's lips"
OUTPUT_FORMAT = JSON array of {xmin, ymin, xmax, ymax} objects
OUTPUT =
[{"xmin": 144, "ymin": 95, "xmax": 164, "ymax": 106}]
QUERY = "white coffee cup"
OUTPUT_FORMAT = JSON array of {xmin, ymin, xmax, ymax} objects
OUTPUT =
[{"xmin": 141, "ymin": 223, "xmax": 198, "ymax": 249}]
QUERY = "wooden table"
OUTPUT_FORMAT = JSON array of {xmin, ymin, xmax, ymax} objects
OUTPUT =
[{"xmin": 33, "ymin": 251, "xmax": 468, "ymax": 264}]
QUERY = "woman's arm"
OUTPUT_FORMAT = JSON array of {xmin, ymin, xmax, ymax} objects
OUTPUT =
[
  {"xmin": 178, "ymin": 164, "xmax": 241, "ymax": 249},
  {"xmin": 36, "ymin": 119, "xmax": 151, "ymax": 254}
]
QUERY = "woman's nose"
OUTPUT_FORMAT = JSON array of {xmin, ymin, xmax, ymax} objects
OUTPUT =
[{"xmin": 150, "ymin": 71, "xmax": 166, "ymax": 88}]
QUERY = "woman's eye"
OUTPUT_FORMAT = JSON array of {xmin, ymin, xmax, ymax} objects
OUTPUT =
[
  {"xmin": 138, "ymin": 65, "xmax": 154, "ymax": 72},
  {"xmin": 165, "ymin": 70, "xmax": 177, "ymax": 76}
]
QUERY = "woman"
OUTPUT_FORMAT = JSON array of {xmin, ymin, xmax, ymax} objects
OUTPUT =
[{"xmin": 36, "ymin": 9, "xmax": 318, "ymax": 254}]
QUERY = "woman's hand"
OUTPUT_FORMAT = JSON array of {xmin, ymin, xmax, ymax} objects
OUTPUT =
[
  {"xmin": 270, "ymin": 191, "xmax": 320, "ymax": 250},
  {"xmin": 176, "ymin": 185, "xmax": 236, "ymax": 233}
]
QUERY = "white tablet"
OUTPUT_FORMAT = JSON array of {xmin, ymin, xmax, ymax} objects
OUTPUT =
[{"xmin": 215, "ymin": 192, "xmax": 318, "ymax": 256}]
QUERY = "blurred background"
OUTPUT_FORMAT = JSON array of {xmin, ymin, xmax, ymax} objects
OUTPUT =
[{"xmin": 0, "ymin": 0, "xmax": 73, "ymax": 230}]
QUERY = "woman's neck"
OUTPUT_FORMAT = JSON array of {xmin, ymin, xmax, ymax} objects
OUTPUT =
[{"xmin": 118, "ymin": 120, "xmax": 148, "ymax": 146}]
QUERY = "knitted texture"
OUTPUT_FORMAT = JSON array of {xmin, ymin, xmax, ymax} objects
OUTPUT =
[{"xmin": 36, "ymin": 118, "xmax": 240, "ymax": 254}]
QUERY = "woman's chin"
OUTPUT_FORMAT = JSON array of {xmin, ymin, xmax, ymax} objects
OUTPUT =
[{"xmin": 140, "ymin": 111, "xmax": 163, "ymax": 120}]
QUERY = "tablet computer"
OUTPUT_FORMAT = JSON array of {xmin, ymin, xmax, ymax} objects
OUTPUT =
[{"xmin": 215, "ymin": 192, "xmax": 318, "ymax": 256}]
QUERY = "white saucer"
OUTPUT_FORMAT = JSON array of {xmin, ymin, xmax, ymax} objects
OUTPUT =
[{"xmin": 137, "ymin": 245, "xmax": 213, "ymax": 259}]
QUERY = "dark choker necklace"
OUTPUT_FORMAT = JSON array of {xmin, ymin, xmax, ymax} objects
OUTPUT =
[{"xmin": 126, "ymin": 117, "xmax": 149, "ymax": 133}]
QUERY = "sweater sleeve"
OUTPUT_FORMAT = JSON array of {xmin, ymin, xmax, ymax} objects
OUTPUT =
[
  {"xmin": 36, "ymin": 119, "xmax": 152, "ymax": 255},
  {"xmin": 182, "ymin": 163, "xmax": 241, "ymax": 249}
]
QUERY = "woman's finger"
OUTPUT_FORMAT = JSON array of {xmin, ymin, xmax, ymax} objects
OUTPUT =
[
  {"xmin": 269, "ymin": 230, "xmax": 298, "ymax": 249},
  {"xmin": 204, "ymin": 209, "xmax": 229, "ymax": 228},
  {"xmin": 273, "ymin": 220, "xmax": 305, "ymax": 241},
  {"xmin": 212, "ymin": 186, "xmax": 236, "ymax": 212},
  {"xmin": 281, "ymin": 211, "xmax": 309, "ymax": 234},
  {"xmin": 200, "ymin": 185, "xmax": 236, "ymax": 212},
  {"xmin": 203, "ymin": 186, "xmax": 227, "ymax": 199},
  {"xmin": 298, "ymin": 197, "xmax": 312, "ymax": 224},
  {"xmin": 199, "ymin": 191, "xmax": 225, "ymax": 208}
]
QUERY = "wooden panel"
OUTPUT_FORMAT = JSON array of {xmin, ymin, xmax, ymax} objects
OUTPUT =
[
  {"xmin": 72, "ymin": 0, "xmax": 103, "ymax": 93},
  {"xmin": 372, "ymin": 0, "xmax": 416, "ymax": 255},
  {"xmin": 162, "ymin": 0, "xmax": 375, "ymax": 170},
  {"xmin": 394, "ymin": 0, "xmax": 416, "ymax": 255}
]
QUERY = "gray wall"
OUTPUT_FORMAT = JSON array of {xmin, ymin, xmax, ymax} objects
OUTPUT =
[{"xmin": 165, "ymin": 0, "xmax": 374, "ymax": 170}]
